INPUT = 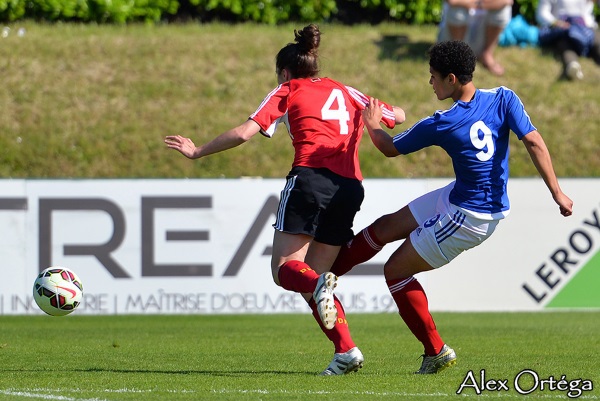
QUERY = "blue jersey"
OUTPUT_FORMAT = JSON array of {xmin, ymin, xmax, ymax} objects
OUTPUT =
[{"xmin": 393, "ymin": 87, "xmax": 536, "ymax": 218}]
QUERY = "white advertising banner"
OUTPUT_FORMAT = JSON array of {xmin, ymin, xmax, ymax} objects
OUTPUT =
[{"xmin": 0, "ymin": 178, "xmax": 597, "ymax": 315}]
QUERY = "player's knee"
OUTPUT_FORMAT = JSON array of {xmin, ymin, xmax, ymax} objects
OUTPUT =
[
  {"xmin": 271, "ymin": 265, "xmax": 282, "ymax": 286},
  {"xmin": 374, "ymin": 212, "xmax": 413, "ymax": 243}
]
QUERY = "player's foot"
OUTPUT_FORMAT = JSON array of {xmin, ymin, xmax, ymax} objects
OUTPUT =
[
  {"xmin": 415, "ymin": 344, "xmax": 457, "ymax": 374},
  {"xmin": 565, "ymin": 60, "xmax": 584, "ymax": 80},
  {"xmin": 313, "ymin": 272, "xmax": 338, "ymax": 330},
  {"xmin": 480, "ymin": 53, "xmax": 505, "ymax": 76},
  {"xmin": 320, "ymin": 347, "xmax": 364, "ymax": 375}
]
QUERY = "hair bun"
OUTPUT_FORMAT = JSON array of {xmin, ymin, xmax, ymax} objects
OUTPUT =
[{"xmin": 294, "ymin": 24, "xmax": 321, "ymax": 53}]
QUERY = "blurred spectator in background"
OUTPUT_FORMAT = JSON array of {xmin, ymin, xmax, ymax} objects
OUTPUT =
[
  {"xmin": 536, "ymin": 0, "xmax": 600, "ymax": 80},
  {"xmin": 438, "ymin": 0, "xmax": 513, "ymax": 75}
]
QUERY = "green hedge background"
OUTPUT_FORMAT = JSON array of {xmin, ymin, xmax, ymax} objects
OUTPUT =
[{"xmin": 0, "ymin": 0, "xmax": 560, "ymax": 25}]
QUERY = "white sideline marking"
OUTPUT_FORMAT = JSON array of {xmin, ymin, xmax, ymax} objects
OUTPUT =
[
  {"xmin": 212, "ymin": 388, "xmax": 600, "ymax": 399},
  {"xmin": 0, "ymin": 389, "xmax": 107, "ymax": 401},
  {"xmin": 3, "ymin": 388, "xmax": 598, "ymax": 400}
]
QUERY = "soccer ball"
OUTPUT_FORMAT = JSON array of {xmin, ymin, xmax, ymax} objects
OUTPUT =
[{"xmin": 33, "ymin": 267, "xmax": 83, "ymax": 316}]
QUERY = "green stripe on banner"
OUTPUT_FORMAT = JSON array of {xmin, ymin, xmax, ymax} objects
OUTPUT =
[{"xmin": 546, "ymin": 251, "xmax": 600, "ymax": 308}]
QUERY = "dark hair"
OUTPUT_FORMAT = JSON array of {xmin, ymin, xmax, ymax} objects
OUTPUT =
[
  {"xmin": 428, "ymin": 41, "xmax": 476, "ymax": 84},
  {"xmin": 276, "ymin": 24, "xmax": 321, "ymax": 79}
]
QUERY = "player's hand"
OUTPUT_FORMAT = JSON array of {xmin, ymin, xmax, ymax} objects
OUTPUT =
[
  {"xmin": 555, "ymin": 192, "xmax": 573, "ymax": 217},
  {"xmin": 392, "ymin": 105, "xmax": 406, "ymax": 125},
  {"xmin": 164, "ymin": 135, "xmax": 198, "ymax": 159},
  {"xmin": 362, "ymin": 97, "xmax": 384, "ymax": 128},
  {"xmin": 552, "ymin": 20, "xmax": 570, "ymax": 29}
]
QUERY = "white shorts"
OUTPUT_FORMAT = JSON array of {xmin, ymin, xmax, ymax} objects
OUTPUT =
[
  {"xmin": 437, "ymin": 3, "xmax": 512, "ymax": 56},
  {"xmin": 408, "ymin": 182, "xmax": 500, "ymax": 268}
]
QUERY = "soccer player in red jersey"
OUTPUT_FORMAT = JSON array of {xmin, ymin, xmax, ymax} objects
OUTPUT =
[{"xmin": 165, "ymin": 24, "xmax": 405, "ymax": 375}]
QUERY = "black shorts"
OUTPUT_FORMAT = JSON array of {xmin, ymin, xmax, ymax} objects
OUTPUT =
[{"xmin": 273, "ymin": 166, "xmax": 364, "ymax": 246}]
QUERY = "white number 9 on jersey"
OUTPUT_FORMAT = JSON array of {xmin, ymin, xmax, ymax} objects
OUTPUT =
[{"xmin": 470, "ymin": 120, "xmax": 495, "ymax": 161}]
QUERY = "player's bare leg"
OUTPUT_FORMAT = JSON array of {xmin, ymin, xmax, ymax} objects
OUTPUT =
[{"xmin": 480, "ymin": 24, "xmax": 505, "ymax": 76}]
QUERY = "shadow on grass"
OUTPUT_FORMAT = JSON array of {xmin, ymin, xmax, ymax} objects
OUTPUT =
[{"xmin": 375, "ymin": 34, "xmax": 434, "ymax": 62}]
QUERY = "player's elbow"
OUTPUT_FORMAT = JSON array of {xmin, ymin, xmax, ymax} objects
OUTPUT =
[
  {"xmin": 236, "ymin": 120, "xmax": 262, "ymax": 142},
  {"xmin": 522, "ymin": 130, "xmax": 547, "ymax": 153},
  {"xmin": 375, "ymin": 141, "xmax": 400, "ymax": 157},
  {"xmin": 370, "ymin": 131, "xmax": 399, "ymax": 157},
  {"xmin": 238, "ymin": 132, "xmax": 254, "ymax": 142},
  {"xmin": 382, "ymin": 148, "xmax": 400, "ymax": 157}
]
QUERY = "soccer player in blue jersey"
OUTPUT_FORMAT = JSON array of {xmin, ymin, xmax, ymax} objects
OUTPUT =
[{"xmin": 329, "ymin": 40, "xmax": 573, "ymax": 374}]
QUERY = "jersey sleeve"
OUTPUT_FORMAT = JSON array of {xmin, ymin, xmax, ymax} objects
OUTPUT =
[
  {"xmin": 344, "ymin": 85, "xmax": 397, "ymax": 129},
  {"xmin": 392, "ymin": 114, "xmax": 439, "ymax": 154},
  {"xmin": 249, "ymin": 84, "xmax": 289, "ymax": 138},
  {"xmin": 503, "ymin": 87, "xmax": 536, "ymax": 139}
]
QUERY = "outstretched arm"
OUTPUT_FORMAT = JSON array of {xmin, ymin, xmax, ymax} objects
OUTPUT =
[
  {"xmin": 164, "ymin": 119, "xmax": 262, "ymax": 159},
  {"xmin": 362, "ymin": 98, "xmax": 401, "ymax": 157},
  {"xmin": 522, "ymin": 130, "xmax": 573, "ymax": 217}
]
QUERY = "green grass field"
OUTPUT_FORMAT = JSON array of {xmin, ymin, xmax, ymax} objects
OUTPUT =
[
  {"xmin": 0, "ymin": 22, "xmax": 598, "ymax": 179},
  {"xmin": 0, "ymin": 21, "xmax": 598, "ymax": 400},
  {"xmin": 1, "ymin": 312, "xmax": 598, "ymax": 400}
]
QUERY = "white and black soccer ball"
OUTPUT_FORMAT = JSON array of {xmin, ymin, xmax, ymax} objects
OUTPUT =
[{"xmin": 33, "ymin": 267, "xmax": 83, "ymax": 316}]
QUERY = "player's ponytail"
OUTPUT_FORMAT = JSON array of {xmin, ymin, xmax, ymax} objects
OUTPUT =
[{"xmin": 276, "ymin": 24, "xmax": 321, "ymax": 79}]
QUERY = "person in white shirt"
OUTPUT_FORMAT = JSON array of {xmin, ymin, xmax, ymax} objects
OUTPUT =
[{"xmin": 536, "ymin": 0, "xmax": 600, "ymax": 79}]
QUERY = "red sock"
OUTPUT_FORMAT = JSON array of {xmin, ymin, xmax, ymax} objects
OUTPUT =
[
  {"xmin": 330, "ymin": 226, "xmax": 385, "ymax": 276},
  {"xmin": 387, "ymin": 277, "xmax": 444, "ymax": 356},
  {"xmin": 309, "ymin": 295, "xmax": 355, "ymax": 353},
  {"xmin": 277, "ymin": 260, "xmax": 320, "ymax": 293}
]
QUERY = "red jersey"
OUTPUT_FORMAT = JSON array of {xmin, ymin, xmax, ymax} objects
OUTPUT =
[{"xmin": 249, "ymin": 77, "xmax": 397, "ymax": 180}]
